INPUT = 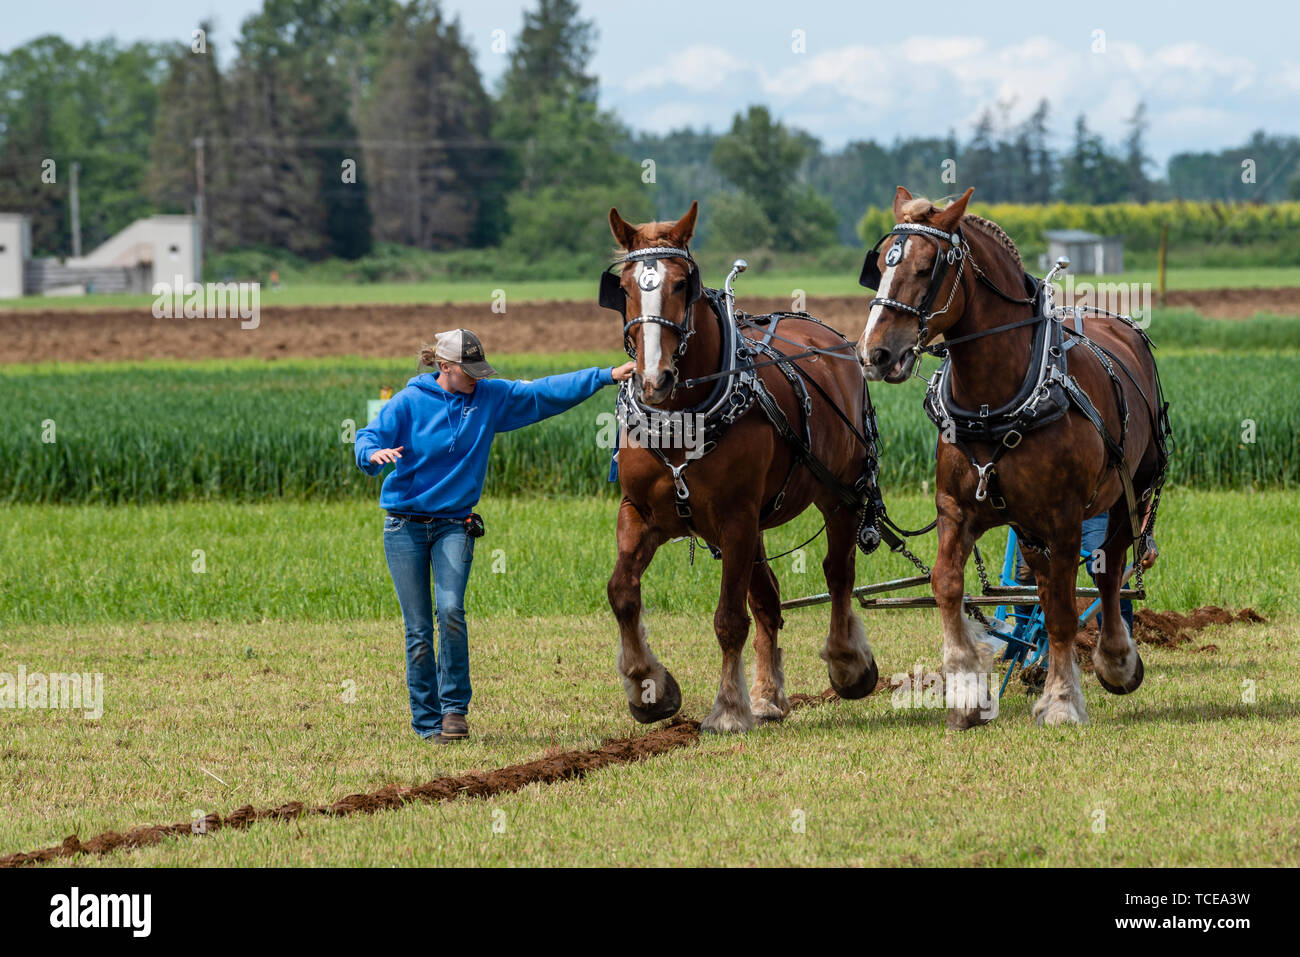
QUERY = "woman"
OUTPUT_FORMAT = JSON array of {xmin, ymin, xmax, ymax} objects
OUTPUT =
[{"xmin": 356, "ymin": 328, "xmax": 634, "ymax": 743}]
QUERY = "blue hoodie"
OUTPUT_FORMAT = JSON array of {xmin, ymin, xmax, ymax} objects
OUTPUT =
[{"xmin": 355, "ymin": 366, "xmax": 616, "ymax": 517}]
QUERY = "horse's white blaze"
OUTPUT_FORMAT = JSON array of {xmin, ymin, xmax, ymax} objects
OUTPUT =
[
  {"xmin": 635, "ymin": 260, "xmax": 666, "ymax": 384},
  {"xmin": 860, "ymin": 238, "xmax": 911, "ymax": 354}
]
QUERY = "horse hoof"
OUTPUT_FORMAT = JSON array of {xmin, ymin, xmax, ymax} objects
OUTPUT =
[
  {"xmin": 829, "ymin": 656, "xmax": 879, "ymax": 701},
  {"xmin": 627, "ymin": 670, "xmax": 682, "ymax": 723},
  {"xmin": 700, "ymin": 709, "xmax": 756, "ymax": 734},
  {"xmin": 1096, "ymin": 653, "xmax": 1144, "ymax": 695},
  {"xmin": 750, "ymin": 698, "xmax": 788, "ymax": 723}
]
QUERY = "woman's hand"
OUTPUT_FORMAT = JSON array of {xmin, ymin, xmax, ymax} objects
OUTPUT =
[
  {"xmin": 612, "ymin": 361, "xmax": 635, "ymax": 382},
  {"xmin": 369, "ymin": 446, "xmax": 404, "ymax": 465}
]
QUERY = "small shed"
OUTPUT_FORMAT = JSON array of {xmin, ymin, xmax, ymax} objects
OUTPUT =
[
  {"xmin": 1041, "ymin": 229, "xmax": 1124, "ymax": 276},
  {"xmin": 0, "ymin": 213, "xmax": 31, "ymax": 298}
]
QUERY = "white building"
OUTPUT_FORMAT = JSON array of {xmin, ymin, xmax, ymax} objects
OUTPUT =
[
  {"xmin": 0, "ymin": 213, "xmax": 202, "ymax": 298},
  {"xmin": 0, "ymin": 213, "xmax": 32, "ymax": 299}
]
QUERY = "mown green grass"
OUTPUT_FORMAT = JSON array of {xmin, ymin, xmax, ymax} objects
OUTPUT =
[
  {"xmin": 1, "ymin": 490, "xmax": 1295, "ymax": 628},
  {"xmin": 3, "ymin": 320, "xmax": 1298, "ymax": 505},
  {"xmin": 3, "ymin": 609, "xmax": 1295, "ymax": 867},
  {"xmin": 2, "ymin": 265, "xmax": 1298, "ymax": 310}
]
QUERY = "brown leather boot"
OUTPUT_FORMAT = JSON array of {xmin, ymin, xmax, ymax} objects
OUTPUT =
[{"xmin": 441, "ymin": 713, "xmax": 469, "ymax": 741}]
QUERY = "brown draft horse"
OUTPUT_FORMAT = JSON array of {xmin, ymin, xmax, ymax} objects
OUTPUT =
[
  {"xmin": 606, "ymin": 202, "xmax": 878, "ymax": 733},
  {"xmin": 857, "ymin": 187, "xmax": 1164, "ymax": 728}
]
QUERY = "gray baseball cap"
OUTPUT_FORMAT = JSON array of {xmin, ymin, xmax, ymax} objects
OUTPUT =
[{"xmin": 433, "ymin": 329, "xmax": 497, "ymax": 378}]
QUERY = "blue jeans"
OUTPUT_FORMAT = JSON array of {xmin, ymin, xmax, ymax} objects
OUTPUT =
[
  {"xmin": 1081, "ymin": 514, "xmax": 1134, "ymax": 634},
  {"xmin": 1013, "ymin": 516, "xmax": 1134, "ymax": 633},
  {"xmin": 383, "ymin": 514, "xmax": 476, "ymax": 737}
]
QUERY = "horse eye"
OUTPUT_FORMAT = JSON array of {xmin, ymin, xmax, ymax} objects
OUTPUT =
[{"xmin": 674, "ymin": 279, "xmax": 687, "ymax": 292}]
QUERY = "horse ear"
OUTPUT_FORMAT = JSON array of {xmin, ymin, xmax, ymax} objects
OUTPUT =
[
  {"xmin": 935, "ymin": 187, "xmax": 975, "ymax": 231},
  {"xmin": 669, "ymin": 201, "xmax": 699, "ymax": 245},
  {"xmin": 892, "ymin": 186, "xmax": 913, "ymax": 220},
  {"xmin": 609, "ymin": 207, "xmax": 637, "ymax": 249}
]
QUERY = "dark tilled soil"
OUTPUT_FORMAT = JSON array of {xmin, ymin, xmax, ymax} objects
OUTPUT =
[
  {"xmin": 0, "ymin": 287, "xmax": 1293, "ymax": 365},
  {"xmin": 1020, "ymin": 605, "xmax": 1264, "ymax": 690}
]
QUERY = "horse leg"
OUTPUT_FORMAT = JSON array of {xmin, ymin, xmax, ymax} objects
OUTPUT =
[
  {"xmin": 1092, "ymin": 511, "xmax": 1145, "ymax": 694},
  {"xmin": 747, "ymin": 540, "xmax": 791, "ymax": 722},
  {"xmin": 607, "ymin": 498, "xmax": 681, "ymax": 723},
  {"xmin": 932, "ymin": 500, "xmax": 996, "ymax": 729},
  {"xmin": 701, "ymin": 518, "xmax": 760, "ymax": 734},
  {"xmin": 819, "ymin": 507, "xmax": 877, "ymax": 699},
  {"xmin": 1027, "ymin": 535, "xmax": 1089, "ymax": 726}
]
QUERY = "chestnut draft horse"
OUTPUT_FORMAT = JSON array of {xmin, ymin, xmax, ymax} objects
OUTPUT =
[
  {"xmin": 604, "ymin": 202, "xmax": 881, "ymax": 733},
  {"xmin": 857, "ymin": 187, "xmax": 1170, "ymax": 728}
]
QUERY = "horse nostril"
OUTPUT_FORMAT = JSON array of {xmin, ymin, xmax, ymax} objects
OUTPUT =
[{"xmin": 869, "ymin": 347, "xmax": 891, "ymax": 369}]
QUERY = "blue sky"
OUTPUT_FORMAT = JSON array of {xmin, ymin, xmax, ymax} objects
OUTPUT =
[{"xmin": 4, "ymin": 0, "xmax": 1297, "ymax": 167}]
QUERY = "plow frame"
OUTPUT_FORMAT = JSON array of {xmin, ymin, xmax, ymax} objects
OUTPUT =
[{"xmin": 781, "ymin": 527, "xmax": 1143, "ymax": 695}]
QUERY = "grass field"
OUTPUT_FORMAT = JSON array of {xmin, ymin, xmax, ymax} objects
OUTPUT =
[
  {"xmin": 3, "ymin": 265, "xmax": 1299, "ymax": 311},
  {"xmin": 1, "ymin": 491, "xmax": 1297, "ymax": 627},
  {"xmin": 1, "ymin": 490, "xmax": 1297, "ymax": 865},
  {"xmin": 2, "ymin": 583, "xmax": 1296, "ymax": 866}
]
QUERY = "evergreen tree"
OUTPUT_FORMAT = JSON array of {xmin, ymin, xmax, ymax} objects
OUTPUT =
[
  {"xmin": 358, "ymin": 1, "xmax": 501, "ymax": 249},
  {"xmin": 1124, "ymin": 101, "xmax": 1153, "ymax": 202}
]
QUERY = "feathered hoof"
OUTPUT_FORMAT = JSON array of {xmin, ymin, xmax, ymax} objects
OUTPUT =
[
  {"xmin": 829, "ymin": 656, "xmax": 879, "ymax": 701},
  {"xmin": 1096, "ymin": 652, "xmax": 1144, "ymax": 695},
  {"xmin": 627, "ymin": 670, "xmax": 682, "ymax": 723}
]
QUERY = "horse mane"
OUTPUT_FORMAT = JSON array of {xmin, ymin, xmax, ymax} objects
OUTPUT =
[
  {"xmin": 962, "ymin": 214, "xmax": 1023, "ymax": 271},
  {"xmin": 899, "ymin": 196, "xmax": 1023, "ymax": 271}
]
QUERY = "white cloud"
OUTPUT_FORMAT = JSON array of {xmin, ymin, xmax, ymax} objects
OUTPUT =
[
  {"xmin": 604, "ymin": 31, "xmax": 1289, "ymax": 164},
  {"xmin": 622, "ymin": 45, "xmax": 748, "ymax": 94}
]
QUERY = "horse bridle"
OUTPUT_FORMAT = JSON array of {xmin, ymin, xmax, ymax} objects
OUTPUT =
[
  {"xmin": 859, "ymin": 223, "xmax": 969, "ymax": 358},
  {"xmin": 598, "ymin": 246, "xmax": 703, "ymax": 362}
]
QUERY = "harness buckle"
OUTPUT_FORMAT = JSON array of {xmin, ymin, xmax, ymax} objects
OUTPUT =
[
  {"xmin": 669, "ymin": 463, "xmax": 690, "ymax": 500},
  {"xmin": 1002, "ymin": 430, "xmax": 1022, "ymax": 449}
]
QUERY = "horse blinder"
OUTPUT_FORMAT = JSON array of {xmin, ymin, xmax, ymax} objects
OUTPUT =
[{"xmin": 598, "ymin": 268, "xmax": 626, "ymax": 316}]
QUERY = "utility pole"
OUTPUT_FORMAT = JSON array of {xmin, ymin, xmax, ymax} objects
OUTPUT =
[
  {"xmin": 70, "ymin": 161, "xmax": 82, "ymax": 258},
  {"xmin": 194, "ymin": 136, "xmax": 206, "ymax": 273},
  {"xmin": 193, "ymin": 136, "xmax": 206, "ymax": 235}
]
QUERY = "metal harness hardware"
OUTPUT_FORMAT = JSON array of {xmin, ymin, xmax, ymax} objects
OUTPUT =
[
  {"xmin": 921, "ymin": 260, "xmax": 1173, "ymax": 554},
  {"xmin": 611, "ymin": 261, "xmax": 892, "ymax": 563}
]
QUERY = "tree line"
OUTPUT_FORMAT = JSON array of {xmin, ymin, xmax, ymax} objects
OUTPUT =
[{"xmin": 2, "ymin": 0, "xmax": 1297, "ymax": 260}]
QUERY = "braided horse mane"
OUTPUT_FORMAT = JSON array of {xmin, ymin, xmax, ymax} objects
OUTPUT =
[{"xmin": 898, "ymin": 196, "xmax": 1023, "ymax": 270}]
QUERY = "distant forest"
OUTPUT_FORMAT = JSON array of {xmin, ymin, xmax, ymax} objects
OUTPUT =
[{"xmin": 2, "ymin": 0, "xmax": 1297, "ymax": 260}]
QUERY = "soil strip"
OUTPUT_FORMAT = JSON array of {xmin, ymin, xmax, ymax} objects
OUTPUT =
[{"xmin": 0, "ymin": 287, "xmax": 1293, "ymax": 365}]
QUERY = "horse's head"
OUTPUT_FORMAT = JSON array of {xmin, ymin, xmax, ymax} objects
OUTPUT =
[
  {"xmin": 605, "ymin": 202, "xmax": 701, "ymax": 405},
  {"xmin": 856, "ymin": 186, "xmax": 975, "ymax": 384}
]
